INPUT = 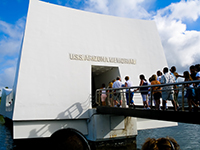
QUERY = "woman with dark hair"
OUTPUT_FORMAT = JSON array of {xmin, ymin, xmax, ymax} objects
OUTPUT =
[
  {"xmin": 183, "ymin": 71, "xmax": 197, "ymax": 112},
  {"xmin": 124, "ymin": 76, "xmax": 134, "ymax": 107},
  {"xmin": 135, "ymin": 74, "xmax": 150, "ymax": 109}
]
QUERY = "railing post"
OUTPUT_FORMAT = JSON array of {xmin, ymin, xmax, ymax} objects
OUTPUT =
[
  {"xmin": 106, "ymin": 90, "xmax": 108, "ymax": 106},
  {"xmin": 129, "ymin": 88, "xmax": 131, "ymax": 107},
  {"xmin": 99, "ymin": 90, "xmax": 101, "ymax": 106},
  {"xmin": 95, "ymin": 90, "xmax": 97, "ymax": 106},
  {"xmin": 150, "ymin": 87, "xmax": 153, "ymax": 109},
  {"xmin": 182, "ymin": 84, "xmax": 184, "ymax": 111},
  {"xmin": 111, "ymin": 90, "xmax": 114, "ymax": 107}
]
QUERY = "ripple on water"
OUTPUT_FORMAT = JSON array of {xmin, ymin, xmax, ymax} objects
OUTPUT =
[
  {"xmin": 0, "ymin": 124, "xmax": 13, "ymax": 150},
  {"xmin": 137, "ymin": 123, "xmax": 200, "ymax": 150},
  {"xmin": 1, "ymin": 122, "xmax": 200, "ymax": 150}
]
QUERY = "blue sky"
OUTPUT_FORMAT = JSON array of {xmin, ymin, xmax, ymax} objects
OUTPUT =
[{"xmin": 0, "ymin": 0, "xmax": 200, "ymax": 95}]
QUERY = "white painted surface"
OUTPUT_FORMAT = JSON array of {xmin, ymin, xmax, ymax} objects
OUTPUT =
[
  {"xmin": 13, "ymin": 119, "xmax": 88, "ymax": 139},
  {"xmin": 137, "ymin": 118, "xmax": 178, "ymax": 130}
]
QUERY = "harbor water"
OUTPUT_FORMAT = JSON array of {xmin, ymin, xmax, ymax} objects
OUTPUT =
[
  {"xmin": 0, "ymin": 123, "xmax": 14, "ymax": 150},
  {"xmin": 137, "ymin": 96, "xmax": 200, "ymax": 149},
  {"xmin": 137, "ymin": 122, "xmax": 200, "ymax": 149},
  {"xmin": 1, "ymin": 122, "xmax": 200, "ymax": 150}
]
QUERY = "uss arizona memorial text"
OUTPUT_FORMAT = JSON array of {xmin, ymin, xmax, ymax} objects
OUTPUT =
[{"xmin": 69, "ymin": 53, "xmax": 136, "ymax": 65}]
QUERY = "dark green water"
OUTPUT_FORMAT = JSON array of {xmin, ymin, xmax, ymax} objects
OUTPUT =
[
  {"xmin": 0, "ymin": 123, "xmax": 14, "ymax": 150},
  {"xmin": 1, "ymin": 122, "xmax": 200, "ymax": 150},
  {"xmin": 137, "ymin": 97, "xmax": 200, "ymax": 149},
  {"xmin": 137, "ymin": 122, "xmax": 200, "ymax": 149}
]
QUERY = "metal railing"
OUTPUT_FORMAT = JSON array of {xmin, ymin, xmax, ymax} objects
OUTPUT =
[{"xmin": 95, "ymin": 80, "xmax": 200, "ymax": 111}]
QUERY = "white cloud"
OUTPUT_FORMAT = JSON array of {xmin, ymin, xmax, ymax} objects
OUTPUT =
[
  {"xmin": 0, "ymin": 67, "xmax": 16, "ymax": 88},
  {"xmin": 56, "ymin": 0, "xmax": 84, "ymax": 8},
  {"xmin": 0, "ymin": 17, "xmax": 25, "ymax": 91},
  {"xmin": 84, "ymin": 0, "xmax": 109, "ymax": 14},
  {"xmin": 154, "ymin": 0, "xmax": 200, "ymax": 73},
  {"xmin": 0, "ymin": 17, "xmax": 25, "ymax": 57},
  {"xmin": 0, "ymin": 19, "xmax": 23, "ymax": 40},
  {"xmin": 169, "ymin": 0, "xmax": 200, "ymax": 21},
  {"xmin": 84, "ymin": 0, "xmax": 153, "ymax": 19}
]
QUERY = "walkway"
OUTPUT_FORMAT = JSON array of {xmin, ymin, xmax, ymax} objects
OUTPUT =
[
  {"xmin": 95, "ymin": 80, "xmax": 200, "ymax": 125},
  {"xmin": 97, "ymin": 106, "xmax": 200, "ymax": 125}
]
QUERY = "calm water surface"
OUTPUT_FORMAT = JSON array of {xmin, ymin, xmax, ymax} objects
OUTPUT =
[
  {"xmin": 137, "ymin": 123, "xmax": 200, "ymax": 150},
  {"xmin": 1, "ymin": 122, "xmax": 200, "ymax": 149},
  {"xmin": 0, "ymin": 123, "xmax": 13, "ymax": 150}
]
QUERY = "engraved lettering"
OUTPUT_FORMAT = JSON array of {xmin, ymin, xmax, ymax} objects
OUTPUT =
[{"xmin": 69, "ymin": 53, "xmax": 136, "ymax": 65}]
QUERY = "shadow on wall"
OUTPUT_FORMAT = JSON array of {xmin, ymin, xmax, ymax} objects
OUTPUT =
[
  {"xmin": 57, "ymin": 102, "xmax": 83, "ymax": 119},
  {"xmin": 28, "ymin": 95, "xmax": 91, "ymax": 138}
]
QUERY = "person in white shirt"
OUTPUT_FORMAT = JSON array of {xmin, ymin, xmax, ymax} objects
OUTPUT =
[
  {"xmin": 124, "ymin": 76, "xmax": 134, "ymax": 107},
  {"xmin": 161, "ymin": 67, "xmax": 177, "ymax": 111},
  {"xmin": 170, "ymin": 66, "xmax": 184, "ymax": 109},
  {"xmin": 112, "ymin": 76, "xmax": 123, "ymax": 107}
]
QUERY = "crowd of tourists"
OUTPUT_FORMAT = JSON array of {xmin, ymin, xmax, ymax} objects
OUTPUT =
[{"xmin": 100, "ymin": 64, "xmax": 200, "ymax": 111}]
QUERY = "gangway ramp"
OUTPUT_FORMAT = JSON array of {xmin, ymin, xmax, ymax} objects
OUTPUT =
[{"xmin": 97, "ymin": 106, "xmax": 200, "ymax": 125}]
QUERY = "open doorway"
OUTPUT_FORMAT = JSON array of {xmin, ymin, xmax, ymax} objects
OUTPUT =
[{"xmin": 91, "ymin": 65, "xmax": 120, "ymax": 107}]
